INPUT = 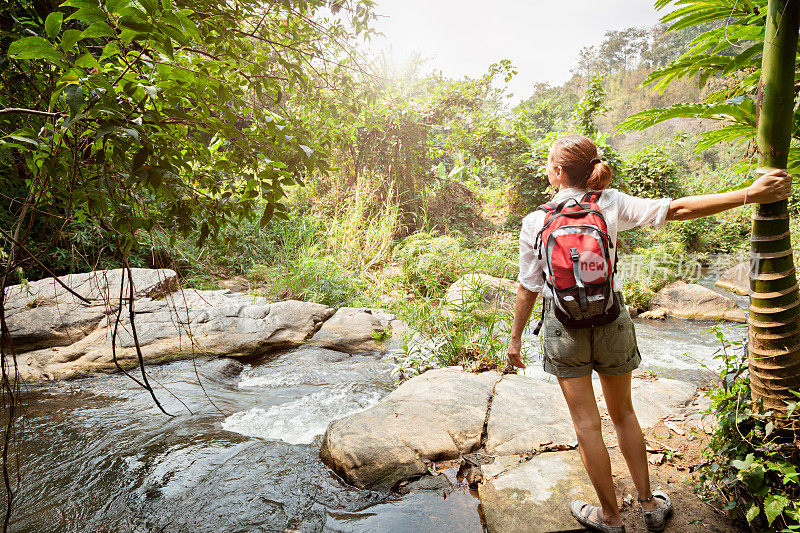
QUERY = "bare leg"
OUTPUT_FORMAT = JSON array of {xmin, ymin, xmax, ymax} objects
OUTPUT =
[
  {"xmin": 598, "ymin": 372, "xmax": 658, "ymax": 511},
  {"xmin": 558, "ymin": 375, "xmax": 623, "ymax": 526}
]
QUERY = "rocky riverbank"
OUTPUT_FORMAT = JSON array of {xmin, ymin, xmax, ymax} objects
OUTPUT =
[{"xmin": 4, "ymin": 268, "xmax": 404, "ymax": 380}]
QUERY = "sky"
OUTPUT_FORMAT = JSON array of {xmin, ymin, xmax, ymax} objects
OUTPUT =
[{"xmin": 367, "ymin": 0, "xmax": 664, "ymax": 102}]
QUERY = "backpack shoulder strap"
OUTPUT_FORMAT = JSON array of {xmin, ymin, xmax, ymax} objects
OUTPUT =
[
  {"xmin": 537, "ymin": 201, "xmax": 559, "ymax": 213},
  {"xmin": 582, "ymin": 190, "xmax": 603, "ymax": 203}
]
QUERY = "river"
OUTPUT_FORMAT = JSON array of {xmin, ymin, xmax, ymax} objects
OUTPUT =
[{"xmin": 5, "ymin": 313, "xmax": 744, "ymax": 532}]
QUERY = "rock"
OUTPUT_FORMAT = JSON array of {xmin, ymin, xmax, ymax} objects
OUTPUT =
[
  {"xmin": 16, "ymin": 289, "xmax": 333, "ymax": 380},
  {"xmin": 398, "ymin": 473, "xmax": 453, "ymax": 495},
  {"xmin": 319, "ymin": 367, "xmax": 501, "ymax": 490},
  {"xmin": 484, "ymin": 374, "xmax": 696, "ymax": 455},
  {"xmin": 624, "ymin": 378, "xmax": 697, "ymax": 429},
  {"xmin": 715, "ymin": 261, "xmax": 749, "ymax": 296},
  {"xmin": 484, "ymin": 375, "xmax": 575, "ymax": 455},
  {"xmin": 203, "ymin": 357, "xmax": 245, "ymax": 378},
  {"xmin": 3, "ymin": 268, "xmax": 177, "ymax": 353},
  {"xmin": 638, "ymin": 308, "xmax": 667, "ymax": 320},
  {"xmin": 309, "ymin": 307, "xmax": 405, "ymax": 355},
  {"xmin": 645, "ymin": 281, "xmax": 746, "ymax": 322},
  {"xmin": 309, "ymin": 307, "xmax": 385, "ymax": 354},
  {"xmin": 444, "ymin": 274, "xmax": 517, "ymax": 317},
  {"xmin": 217, "ymin": 276, "xmax": 250, "ymax": 293},
  {"xmin": 478, "ymin": 450, "xmax": 596, "ymax": 533}
]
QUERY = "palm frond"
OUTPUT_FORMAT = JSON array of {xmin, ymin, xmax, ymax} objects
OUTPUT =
[{"xmin": 616, "ymin": 98, "xmax": 756, "ymax": 133}]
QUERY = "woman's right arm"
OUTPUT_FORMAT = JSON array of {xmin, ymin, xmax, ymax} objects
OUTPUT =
[
  {"xmin": 507, "ymin": 285, "xmax": 538, "ymax": 369},
  {"xmin": 666, "ymin": 168, "xmax": 792, "ymax": 221}
]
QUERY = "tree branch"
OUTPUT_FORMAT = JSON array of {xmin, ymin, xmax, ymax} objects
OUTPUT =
[{"xmin": 0, "ymin": 108, "xmax": 63, "ymax": 118}]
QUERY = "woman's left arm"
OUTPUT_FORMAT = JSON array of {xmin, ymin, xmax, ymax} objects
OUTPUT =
[{"xmin": 666, "ymin": 168, "xmax": 792, "ymax": 221}]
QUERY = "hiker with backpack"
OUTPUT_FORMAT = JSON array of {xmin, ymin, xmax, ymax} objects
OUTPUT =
[{"xmin": 506, "ymin": 134, "xmax": 792, "ymax": 533}]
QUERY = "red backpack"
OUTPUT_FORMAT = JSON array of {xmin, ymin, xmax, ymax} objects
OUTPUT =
[{"xmin": 532, "ymin": 190, "xmax": 620, "ymax": 334}]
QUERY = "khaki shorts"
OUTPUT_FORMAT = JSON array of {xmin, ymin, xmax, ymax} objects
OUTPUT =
[{"xmin": 541, "ymin": 293, "xmax": 641, "ymax": 378}]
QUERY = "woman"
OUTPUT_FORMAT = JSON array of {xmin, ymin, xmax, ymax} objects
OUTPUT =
[{"xmin": 506, "ymin": 134, "xmax": 792, "ymax": 533}]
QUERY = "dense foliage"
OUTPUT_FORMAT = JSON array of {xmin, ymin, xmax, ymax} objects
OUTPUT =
[{"xmin": 0, "ymin": 0, "xmax": 374, "ymax": 278}]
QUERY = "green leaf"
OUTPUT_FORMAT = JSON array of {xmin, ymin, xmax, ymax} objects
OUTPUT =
[
  {"xmin": 119, "ymin": 16, "xmax": 153, "ymax": 33},
  {"xmin": 62, "ymin": 0, "xmax": 102, "ymax": 7},
  {"xmin": 63, "ymin": 84, "xmax": 84, "ymax": 115},
  {"xmin": 106, "ymin": 0, "xmax": 130, "ymax": 14},
  {"xmin": 74, "ymin": 52, "xmax": 101, "ymax": 69},
  {"xmin": 764, "ymin": 494, "xmax": 789, "ymax": 526},
  {"xmin": 3, "ymin": 135, "xmax": 40, "ymax": 147},
  {"xmin": 139, "ymin": 0, "xmax": 157, "ymax": 16},
  {"xmin": 132, "ymin": 146, "xmax": 152, "ymax": 170},
  {"xmin": 45, "ymin": 12, "xmax": 64, "ymax": 39},
  {"xmin": 745, "ymin": 502, "xmax": 760, "ymax": 524},
  {"xmin": 693, "ymin": 124, "xmax": 755, "ymax": 152},
  {"xmin": 100, "ymin": 41, "xmax": 120, "ymax": 59},
  {"xmin": 616, "ymin": 101, "xmax": 756, "ymax": 134},
  {"xmin": 174, "ymin": 10, "xmax": 198, "ymax": 39},
  {"xmin": 66, "ymin": 6, "xmax": 107, "ymax": 23},
  {"xmin": 81, "ymin": 21, "xmax": 114, "ymax": 39},
  {"xmin": 61, "ymin": 29, "xmax": 84, "ymax": 51},
  {"xmin": 8, "ymin": 36, "xmax": 66, "ymax": 63},
  {"xmin": 259, "ymin": 203, "xmax": 274, "ymax": 226}
]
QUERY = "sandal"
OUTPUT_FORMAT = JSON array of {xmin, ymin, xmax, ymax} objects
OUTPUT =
[
  {"xmin": 640, "ymin": 490, "xmax": 673, "ymax": 532},
  {"xmin": 570, "ymin": 500, "xmax": 626, "ymax": 532}
]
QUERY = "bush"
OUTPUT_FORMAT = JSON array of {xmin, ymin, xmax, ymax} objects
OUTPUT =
[
  {"xmin": 395, "ymin": 232, "xmax": 466, "ymax": 297},
  {"xmin": 618, "ymin": 240, "xmax": 686, "ymax": 310},
  {"xmin": 390, "ymin": 274, "xmax": 520, "ymax": 381},
  {"xmin": 395, "ymin": 231, "xmax": 519, "ymax": 298},
  {"xmin": 698, "ymin": 328, "xmax": 800, "ymax": 532},
  {"xmin": 249, "ymin": 253, "xmax": 373, "ymax": 309},
  {"xmin": 623, "ymin": 144, "xmax": 683, "ymax": 199}
]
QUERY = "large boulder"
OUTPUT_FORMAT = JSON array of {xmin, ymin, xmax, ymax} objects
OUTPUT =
[
  {"xmin": 319, "ymin": 367, "xmax": 502, "ymax": 490},
  {"xmin": 319, "ymin": 368, "xmax": 698, "ymax": 491},
  {"xmin": 640, "ymin": 281, "xmax": 746, "ymax": 322},
  {"xmin": 3, "ymin": 268, "xmax": 177, "ymax": 353},
  {"xmin": 15, "ymin": 288, "xmax": 333, "ymax": 380},
  {"xmin": 444, "ymin": 274, "xmax": 517, "ymax": 317},
  {"xmin": 715, "ymin": 261, "xmax": 749, "ymax": 296},
  {"xmin": 309, "ymin": 307, "xmax": 402, "ymax": 355}
]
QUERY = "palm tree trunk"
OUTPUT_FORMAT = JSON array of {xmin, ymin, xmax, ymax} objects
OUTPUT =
[{"xmin": 749, "ymin": 0, "xmax": 800, "ymax": 414}]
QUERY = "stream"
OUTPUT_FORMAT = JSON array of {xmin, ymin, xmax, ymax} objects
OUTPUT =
[{"xmin": 6, "ymin": 312, "xmax": 745, "ymax": 532}]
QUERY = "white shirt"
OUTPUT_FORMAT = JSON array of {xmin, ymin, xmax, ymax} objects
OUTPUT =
[{"xmin": 518, "ymin": 187, "xmax": 673, "ymax": 297}]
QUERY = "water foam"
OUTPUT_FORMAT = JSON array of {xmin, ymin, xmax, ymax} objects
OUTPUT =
[{"xmin": 221, "ymin": 386, "xmax": 383, "ymax": 444}]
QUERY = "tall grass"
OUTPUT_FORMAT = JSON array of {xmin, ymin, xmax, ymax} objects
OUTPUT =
[{"xmin": 325, "ymin": 177, "xmax": 402, "ymax": 273}]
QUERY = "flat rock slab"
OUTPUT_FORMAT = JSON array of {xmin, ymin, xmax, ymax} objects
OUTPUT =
[
  {"xmin": 623, "ymin": 377, "xmax": 697, "ymax": 429},
  {"xmin": 485, "ymin": 375, "xmax": 574, "ymax": 455},
  {"xmin": 320, "ymin": 367, "xmax": 501, "ymax": 490},
  {"xmin": 485, "ymin": 375, "xmax": 696, "ymax": 455},
  {"xmin": 4, "ymin": 268, "xmax": 177, "ymax": 352},
  {"xmin": 17, "ymin": 291, "xmax": 333, "ymax": 380},
  {"xmin": 479, "ymin": 450, "xmax": 594, "ymax": 533},
  {"xmin": 642, "ymin": 281, "xmax": 745, "ymax": 322},
  {"xmin": 309, "ymin": 307, "xmax": 401, "ymax": 355}
]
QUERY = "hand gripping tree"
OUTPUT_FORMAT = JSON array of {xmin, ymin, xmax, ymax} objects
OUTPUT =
[{"xmin": 749, "ymin": 0, "xmax": 800, "ymax": 416}]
